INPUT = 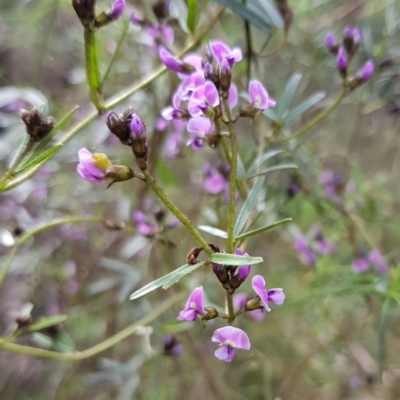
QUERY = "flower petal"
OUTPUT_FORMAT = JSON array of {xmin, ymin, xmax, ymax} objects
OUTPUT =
[{"xmin": 251, "ymin": 275, "xmax": 271, "ymax": 311}]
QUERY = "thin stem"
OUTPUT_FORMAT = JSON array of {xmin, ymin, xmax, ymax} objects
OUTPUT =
[
  {"xmin": 280, "ymin": 86, "xmax": 346, "ymax": 142},
  {"xmin": 378, "ymin": 297, "xmax": 391, "ymax": 381},
  {"xmin": 235, "ymin": 218, "xmax": 292, "ymax": 242},
  {"xmin": 0, "ymin": 137, "xmax": 35, "ymax": 189},
  {"xmin": 223, "ymin": 98, "xmax": 238, "ymax": 254},
  {"xmin": 1, "ymin": 6, "xmax": 225, "ymax": 193},
  {"xmin": 0, "ymin": 215, "xmax": 103, "ymax": 285},
  {"xmin": 0, "ymin": 292, "xmax": 185, "ymax": 360},
  {"xmin": 84, "ymin": 28, "xmax": 105, "ymax": 112},
  {"xmin": 226, "ymin": 292, "xmax": 235, "ymax": 324},
  {"xmin": 143, "ymin": 170, "xmax": 212, "ymax": 255}
]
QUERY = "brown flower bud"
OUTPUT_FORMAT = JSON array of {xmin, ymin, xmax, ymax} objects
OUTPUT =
[
  {"xmin": 71, "ymin": 0, "xmax": 96, "ymax": 28},
  {"xmin": 20, "ymin": 108, "xmax": 55, "ymax": 142}
]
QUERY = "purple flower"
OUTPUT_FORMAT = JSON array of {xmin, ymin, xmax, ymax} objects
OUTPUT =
[
  {"xmin": 351, "ymin": 257, "xmax": 370, "ymax": 273},
  {"xmin": 367, "ymin": 249, "xmax": 387, "ymax": 274},
  {"xmin": 177, "ymin": 286, "xmax": 206, "ymax": 321},
  {"xmin": 208, "ymin": 40, "xmax": 243, "ymax": 66},
  {"xmin": 344, "ymin": 25, "xmax": 361, "ymax": 44},
  {"xmin": 234, "ymin": 248, "xmax": 251, "ymax": 280},
  {"xmin": 227, "ymin": 83, "xmax": 238, "ymax": 109},
  {"xmin": 164, "ymin": 334, "xmax": 182, "ymax": 356},
  {"xmin": 188, "ymin": 81, "xmax": 219, "ymax": 117},
  {"xmin": 132, "ymin": 210, "xmax": 158, "ymax": 236},
  {"xmin": 130, "ymin": 114, "xmax": 146, "ymax": 138},
  {"xmin": 164, "ymin": 131, "xmax": 181, "ymax": 158},
  {"xmin": 319, "ymin": 169, "xmax": 343, "ymax": 201},
  {"xmin": 110, "ymin": 0, "xmax": 125, "ymax": 19},
  {"xmin": 336, "ymin": 46, "xmax": 347, "ymax": 72},
  {"xmin": 203, "ymin": 162, "xmax": 229, "ymax": 194},
  {"xmin": 176, "ymin": 53, "xmax": 203, "ymax": 79},
  {"xmin": 356, "ymin": 60, "xmax": 374, "ymax": 82},
  {"xmin": 294, "ymin": 235, "xmax": 316, "ymax": 265},
  {"xmin": 325, "ymin": 32, "xmax": 335, "ymax": 49},
  {"xmin": 178, "ymin": 72, "xmax": 205, "ymax": 100},
  {"xmin": 77, "ymin": 148, "xmax": 110, "ymax": 183},
  {"xmin": 248, "ymin": 80, "xmax": 276, "ymax": 110},
  {"xmin": 251, "ymin": 275, "xmax": 285, "ymax": 312},
  {"xmin": 161, "ymin": 90, "xmax": 185, "ymax": 120},
  {"xmin": 159, "ymin": 47, "xmax": 184, "ymax": 72},
  {"xmin": 143, "ymin": 23, "xmax": 174, "ymax": 49},
  {"xmin": 212, "ymin": 326, "xmax": 250, "ymax": 362},
  {"xmin": 186, "ymin": 117, "xmax": 214, "ymax": 149}
]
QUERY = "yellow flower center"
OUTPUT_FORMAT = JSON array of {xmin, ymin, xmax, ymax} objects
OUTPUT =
[{"xmin": 92, "ymin": 153, "xmax": 112, "ymax": 171}]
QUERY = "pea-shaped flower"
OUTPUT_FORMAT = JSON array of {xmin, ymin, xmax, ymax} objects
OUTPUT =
[
  {"xmin": 212, "ymin": 326, "xmax": 250, "ymax": 362},
  {"xmin": 177, "ymin": 286, "xmax": 206, "ymax": 321},
  {"xmin": 251, "ymin": 275, "xmax": 285, "ymax": 312},
  {"xmin": 77, "ymin": 148, "xmax": 111, "ymax": 183}
]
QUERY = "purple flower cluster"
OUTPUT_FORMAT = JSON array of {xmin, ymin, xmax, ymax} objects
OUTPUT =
[
  {"xmin": 157, "ymin": 39, "xmax": 274, "ymax": 152},
  {"xmin": 319, "ymin": 169, "xmax": 344, "ymax": 202},
  {"xmin": 177, "ymin": 250, "xmax": 285, "ymax": 362},
  {"xmin": 352, "ymin": 249, "xmax": 387, "ymax": 274},
  {"xmin": 294, "ymin": 225, "xmax": 336, "ymax": 265},
  {"xmin": 325, "ymin": 25, "xmax": 374, "ymax": 83},
  {"xmin": 202, "ymin": 162, "xmax": 229, "ymax": 195}
]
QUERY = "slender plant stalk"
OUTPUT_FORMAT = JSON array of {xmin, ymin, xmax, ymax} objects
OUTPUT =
[
  {"xmin": 280, "ymin": 86, "xmax": 346, "ymax": 142},
  {"xmin": 378, "ymin": 297, "xmax": 391, "ymax": 381},
  {"xmin": 226, "ymin": 292, "xmax": 235, "ymax": 324},
  {"xmin": 0, "ymin": 292, "xmax": 185, "ymax": 360},
  {"xmin": 0, "ymin": 6, "xmax": 225, "ymax": 193},
  {"xmin": 84, "ymin": 28, "xmax": 105, "ymax": 112},
  {"xmin": 0, "ymin": 215, "xmax": 103, "ymax": 285},
  {"xmin": 223, "ymin": 98, "xmax": 238, "ymax": 254},
  {"xmin": 143, "ymin": 170, "xmax": 212, "ymax": 255}
]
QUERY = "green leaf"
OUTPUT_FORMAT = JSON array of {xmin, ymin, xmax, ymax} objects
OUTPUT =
[
  {"xmin": 171, "ymin": 0, "xmax": 189, "ymax": 33},
  {"xmin": 198, "ymin": 225, "xmax": 228, "ymax": 239},
  {"xmin": 247, "ymin": 163, "xmax": 298, "ymax": 179},
  {"xmin": 130, "ymin": 261, "xmax": 206, "ymax": 300},
  {"xmin": 187, "ymin": 0, "xmax": 197, "ymax": 33},
  {"xmin": 247, "ymin": 149, "xmax": 285, "ymax": 177},
  {"xmin": 257, "ymin": 0, "xmax": 284, "ymax": 29},
  {"xmin": 16, "ymin": 145, "xmax": 62, "ymax": 174},
  {"xmin": 285, "ymin": 91, "xmax": 326, "ymax": 122},
  {"xmin": 213, "ymin": 0, "xmax": 272, "ymax": 32},
  {"xmin": 276, "ymin": 73, "xmax": 302, "ymax": 119},
  {"xmin": 234, "ymin": 177, "xmax": 265, "ymax": 237},
  {"xmin": 25, "ymin": 315, "xmax": 68, "ymax": 333},
  {"xmin": 235, "ymin": 218, "xmax": 292, "ymax": 241},
  {"xmin": 209, "ymin": 253, "xmax": 263, "ymax": 266}
]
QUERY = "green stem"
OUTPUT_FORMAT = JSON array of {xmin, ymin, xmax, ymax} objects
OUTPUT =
[
  {"xmin": 226, "ymin": 292, "xmax": 235, "ymax": 324},
  {"xmin": 0, "ymin": 137, "xmax": 35, "ymax": 190},
  {"xmin": 281, "ymin": 86, "xmax": 346, "ymax": 142},
  {"xmin": 143, "ymin": 170, "xmax": 212, "ymax": 255},
  {"xmin": 0, "ymin": 292, "xmax": 185, "ymax": 360},
  {"xmin": 84, "ymin": 28, "xmax": 105, "ymax": 112},
  {"xmin": 378, "ymin": 297, "xmax": 391, "ymax": 381},
  {"xmin": 223, "ymin": 98, "xmax": 238, "ymax": 254},
  {"xmin": 0, "ymin": 215, "xmax": 103, "ymax": 285},
  {"xmin": 0, "ymin": 6, "xmax": 225, "ymax": 193}
]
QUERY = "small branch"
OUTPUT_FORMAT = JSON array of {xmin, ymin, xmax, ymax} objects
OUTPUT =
[
  {"xmin": 280, "ymin": 86, "xmax": 346, "ymax": 142},
  {"xmin": 0, "ymin": 292, "xmax": 185, "ymax": 360},
  {"xmin": 1, "ymin": 6, "xmax": 225, "ymax": 193},
  {"xmin": 226, "ymin": 291, "xmax": 235, "ymax": 324},
  {"xmin": 143, "ymin": 170, "xmax": 212, "ymax": 255},
  {"xmin": 223, "ymin": 98, "xmax": 238, "ymax": 254},
  {"xmin": 84, "ymin": 28, "xmax": 105, "ymax": 112}
]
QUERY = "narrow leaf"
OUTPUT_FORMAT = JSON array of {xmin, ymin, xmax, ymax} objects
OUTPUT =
[
  {"xmin": 25, "ymin": 315, "xmax": 68, "ymax": 333},
  {"xmin": 248, "ymin": 163, "xmax": 298, "ymax": 179},
  {"xmin": 237, "ymin": 153, "xmax": 246, "ymax": 179},
  {"xmin": 130, "ymin": 261, "xmax": 205, "ymax": 300},
  {"xmin": 16, "ymin": 145, "xmax": 62, "ymax": 174},
  {"xmin": 285, "ymin": 91, "xmax": 326, "ymax": 122},
  {"xmin": 234, "ymin": 177, "xmax": 265, "ymax": 237},
  {"xmin": 257, "ymin": 0, "xmax": 284, "ymax": 29},
  {"xmin": 198, "ymin": 225, "xmax": 228, "ymax": 239},
  {"xmin": 213, "ymin": 0, "xmax": 272, "ymax": 32},
  {"xmin": 247, "ymin": 149, "xmax": 285, "ymax": 177},
  {"xmin": 235, "ymin": 218, "xmax": 292, "ymax": 241},
  {"xmin": 186, "ymin": 0, "xmax": 197, "ymax": 33},
  {"xmin": 209, "ymin": 253, "xmax": 263, "ymax": 266},
  {"xmin": 276, "ymin": 73, "xmax": 302, "ymax": 119}
]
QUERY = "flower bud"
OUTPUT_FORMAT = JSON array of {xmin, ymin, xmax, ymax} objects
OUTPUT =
[
  {"xmin": 202, "ymin": 307, "xmax": 219, "ymax": 321},
  {"xmin": 343, "ymin": 25, "xmax": 361, "ymax": 58},
  {"xmin": 20, "ymin": 108, "xmax": 55, "ymax": 142},
  {"xmin": 106, "ymin": 108, "xmax": 134, "ymax": 146},
  {"xmin": 72, "ymin": 0, "xmax": 96, "ymax": 28},
  {"xmin": 105, "ymin": 164, "xmax": 135, "ymax": 187},
  {"xmin": 349, "ymin": 60, "xmax": 375, "ymax": 90},
  {"xmin": 219, "ymin": 59, "xmax": 232, "ymax": 97},
  {"xmin": 336, "ymin": 46, "xmax": 347, "ymax": 76},
  {"xmin": 152, "ymin": 0, "xmax": 170, "ymax": 20},
  {"xmin": 130, "ymin": 113, "xmax": 149, "ymax": 169}
]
